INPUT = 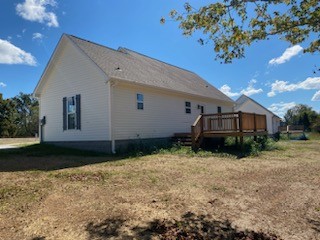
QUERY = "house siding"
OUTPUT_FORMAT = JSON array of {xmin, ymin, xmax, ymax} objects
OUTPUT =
[
  {"xmin": 112, "ymin": 82, "xmax": 233, "ymax": 141},
  {"xmin": 39, "ymin": 38, "xmax": 110, "ymax": 142}
]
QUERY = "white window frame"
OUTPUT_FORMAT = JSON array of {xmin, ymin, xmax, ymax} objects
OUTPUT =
[
  {"xmin": 185, "ymin": 101, "xmax": 191, "ymax": 114},
  {"xmin": 67, "ymin": 96, "xmax": 77, "ymax": 130},
  {"xmin": 137, "ymin": 93, "xmax": 144, "ymax": 110}
]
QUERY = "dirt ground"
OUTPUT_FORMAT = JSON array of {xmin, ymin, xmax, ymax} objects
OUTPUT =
[{"xmin": 0, "ymin": 139, "xmax": 319, "ymax": 239}]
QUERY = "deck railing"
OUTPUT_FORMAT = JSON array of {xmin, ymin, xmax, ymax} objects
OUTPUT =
[
  {"xmin": 278, "ymin": 125, "xmax": 304, "ymax": 133},
  {"xmin": 191, "ymin": 111, "xmax": 267, "ymax": 150}
]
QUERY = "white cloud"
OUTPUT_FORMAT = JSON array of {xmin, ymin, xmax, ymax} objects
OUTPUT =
[
  {"xmin": 219, "ymin": 84, "xmax": 240, "ymax": 98},
  {"xmin": 32, "ymin": 32, "xmax": 44, "ymax": 40},
  {"xmin": 268, "ymin": 77, "xmax": 320, "ymax": 100},
  {"xmin": 240, "ymin": 79, "xmax": 263, "ymax": 96},
  {"xmin": 269, "ymin": 45, "xmax": 303, "ymax": 65},
  {"xmin": 312, "ymin": 90, "xmax": 320, "ymax": 101},
  {"xmin": 0, "ymin": 82, "xmax": 7, "ymax": 88},
  {"xmin": 16, "ymin": 0, "xmax": 59, "ymax": 27},
  {"xmin": 0, "ymin": 39, "xmax": 37, "ymax": 66},
  {"xmin": 220, "ymin": 79, "xmax": 263, "ymax": 98},
  {"xmin": 268, "ymin": 102, "xmax": 296, "ymax": 118}
]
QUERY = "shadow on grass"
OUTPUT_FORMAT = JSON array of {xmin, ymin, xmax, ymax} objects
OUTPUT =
[
  {"xmin": 0, "ymin": 143, "xmax": 123, "ymax": 172},
  {"xmin": 0, "ymin": 136, "xmax": 279, "ymax": 172},
  {"xmin": 86, "ymin": 212, "xmax": 281, "ymax": 240},
  {"xmin": 31, "ymin": 237, "xmax": 46, "ymax": 240},
  {"xmin": 308, "ymin": 218, "xmax": 320, "ymax": 233}
]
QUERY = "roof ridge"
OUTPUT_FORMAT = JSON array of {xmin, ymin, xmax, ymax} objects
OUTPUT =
[
  {"xmin": 118, "ymin": 47, "xmax": 198, "ymax": 75},
  {"xmin": 67, "ymin": 34, "xmax": 127, "ymax": 57},
  {"xmin": 66, "ymin": 34, "xmax": 196, "ymax": 76},
  {"xmin": 61, "ymin": 34, "xmax": 233, "ymax": 104},
  {"xmin": 237, "ymin": 94, "xmax": 281, "ymax": 119}
]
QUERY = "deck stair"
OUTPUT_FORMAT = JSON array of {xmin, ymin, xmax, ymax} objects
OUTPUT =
[{"xmin": 172, "ymin": 133, "xmax": 192, "ymax": 146}]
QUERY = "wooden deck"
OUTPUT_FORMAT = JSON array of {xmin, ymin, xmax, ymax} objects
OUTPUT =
[
  {"xmin": 191, "ymin": 111, "xmax": 268, "ymax": 150},
  {"xmin": 279, "ymin": 125, "xmax": 304, "ymax": 133}
]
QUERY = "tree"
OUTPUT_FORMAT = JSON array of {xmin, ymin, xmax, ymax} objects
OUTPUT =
[
  {"xmin": 161, "ymin": 0, "xmax": 320, "ymax": 63},
  {"xmin": 12, "ymin": 92, "xmax": 39, "ymax": 137},
  {"xmin": 0, "ymin": 97, "xmax": 18, "ymax": 137},
  {"xmin": 312, "ymin": 115, "xmax": 320, "ymax": 132},
  {"xmin": 284, "ymin": 104, "xmax": 318, "ymax": 131}
]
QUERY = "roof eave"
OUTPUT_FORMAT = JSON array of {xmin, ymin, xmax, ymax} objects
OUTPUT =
[
  {"xmin": 110, "ymin": 77, "xmax": 235, "ymax": 106},
  {"xmin": 33, "ymin": 34, "xmax": 68, "ymax": 98}
]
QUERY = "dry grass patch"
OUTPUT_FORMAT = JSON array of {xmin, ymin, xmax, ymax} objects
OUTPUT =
[
  {"xmin": 0, "ymin": 137, "xmax": 39, "ymax": 146},
  {"xmin": 0, "ymin": 138, "xmax": 319, "ymax": 239}
]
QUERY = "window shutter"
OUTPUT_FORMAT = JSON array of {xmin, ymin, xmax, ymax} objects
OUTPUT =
[
  {"xmin": 63, "ymin": 97, "xmax": 67, "ymax": 131},
  {"xmin": 76, "ymin": 94, "xmax": 81, "ymax": 130}
]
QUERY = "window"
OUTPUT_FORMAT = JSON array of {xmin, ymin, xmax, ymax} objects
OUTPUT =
[
  {"xmin": 200, "ymin": 106, "xmax": 204, "ymax": 114},
  {"xmin": 185, "ymin": 101, "xmax": 191, "ymax": 114},
  {"xmin": 137, "ymin": 93, "xmax": 144, "ymax": 110},
  {"xmin": 67, "ymin": 96, "xmax": 76, "ymax": 129},
  {"xmin": 198, "ymin": 104, "xmax": 204, "ymax": 114},
  {"xmin": 217, "ymin": 106, "xmax": 222, "ymax": 113},
  {"xmin": 63, "ymin": 95, "xmax": 81, "ymax": 131}
]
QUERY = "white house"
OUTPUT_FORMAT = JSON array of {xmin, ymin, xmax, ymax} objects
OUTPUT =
[
  {"xmin": 235, "ymin": 95, "xmax": 281, "ymax": 135},
  {"xmin": 34, "ymin": 34, "xmax": 235, "ymax": 153}
]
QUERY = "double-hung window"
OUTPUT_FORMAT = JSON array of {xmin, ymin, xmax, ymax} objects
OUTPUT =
[
  {"xmin": 185, "ymin": 101, "xmax": 191, "ymax": 114},
  {"xmin": 63, "ymin": 94, "xmax": 81, "ymax": 130},
  {"xmin": 67, "ymin": 96, "xmax": 76, "ymax": 129},
  {"xmin": 137, "ymin": 93, "xmax": 144, "ymax": 110}
]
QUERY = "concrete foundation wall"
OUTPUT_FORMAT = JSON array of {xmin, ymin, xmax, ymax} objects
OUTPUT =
[
  {"xmin": 46, "ymin": 141, "xmax": 112, "ymax": 153},
  {"xmin": 115, "ymin": 137, "xmax": 172, "ymax": 153},
  {"xmin": 45, "ymin": 137, "xmax": 172, "ymax": 154}
]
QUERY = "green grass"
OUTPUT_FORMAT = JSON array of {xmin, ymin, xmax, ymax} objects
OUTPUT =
[
  {"xmin": 306, "ymin": 132, "xmax": 320, "ymax": 140},
  {"xmin": 0, "ymin": 136, "xmax": 282, "ymax": 164},
  {"xmin": 0, "ymin": 181, "xmax": 52, "ymax": 213},
  {"xmin": 158, "ymin": 136, "xmax": 280, "ymax": 159},
  {"xmin": 211, "ymin": 185, "xmax": 227, "ymax": 192}
]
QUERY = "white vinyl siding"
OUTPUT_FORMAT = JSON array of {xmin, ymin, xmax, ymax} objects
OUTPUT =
[
  {"xmin": 39, "ymin": 38, "xmax": 110, "ymax": 141},
  {"xmin": 112, "ymin": 82, "xmax": 233, "ymax": 140}
]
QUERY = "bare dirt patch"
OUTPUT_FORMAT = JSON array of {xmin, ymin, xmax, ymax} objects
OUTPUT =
[{"xmin": 0, "ymin": 140, "xmax": 319, "ymax": 239}]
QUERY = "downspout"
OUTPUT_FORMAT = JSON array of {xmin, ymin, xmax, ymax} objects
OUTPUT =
[{"xmin": 108, "ymin": 80, "xmax": 116, "ymax": 154}]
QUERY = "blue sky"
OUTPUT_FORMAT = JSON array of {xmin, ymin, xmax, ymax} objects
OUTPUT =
[{"xmin": 0, "ymin": 0, "xmax": 319, "ymax": 117}]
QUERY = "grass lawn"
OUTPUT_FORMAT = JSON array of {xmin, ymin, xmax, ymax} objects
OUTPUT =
[
  {"xmin": 0, "ymin": 137, "xmax": 319, "ymax": 239},
  {"xmin": 0, "ymin": 138, "xmax": 39, "ymax": 146}
]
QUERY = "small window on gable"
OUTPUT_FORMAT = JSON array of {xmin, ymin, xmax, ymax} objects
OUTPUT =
[
  {"xmin": 217, "ymin": 106, "xmax": 222, "ymax": 113},
  {"xmin": 137, "ymin": 93, "xmax": 144, "ymax": 110},
  {"xmin": 185, "ymin": 101, "xmax": 191, "ymax": 114}
]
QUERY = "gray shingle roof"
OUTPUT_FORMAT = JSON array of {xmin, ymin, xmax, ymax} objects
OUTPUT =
[{"xmin": 67, "ymin": 34, "xmax": 233, "ymax": 103}]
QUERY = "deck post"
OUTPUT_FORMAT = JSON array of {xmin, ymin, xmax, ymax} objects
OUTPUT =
[
  {"xmin": 191, "ymin": 125, "xmax": 196, "ymax": 151},
  {"xmin": 238, "ymin": 111, "xmax": 244, "ymax": 146},
  {"xmin": 253, "ymin": 113, "xmax": 257, "ymax": 141}
]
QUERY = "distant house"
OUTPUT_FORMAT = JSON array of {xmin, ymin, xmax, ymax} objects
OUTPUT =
[
  {"xmin": 33, "ymin": 34, "xmax": 234, "ymax": 153},
  {"xmin": 235, "ymin": 95, "xmax": 281, "ymax": 135}
]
